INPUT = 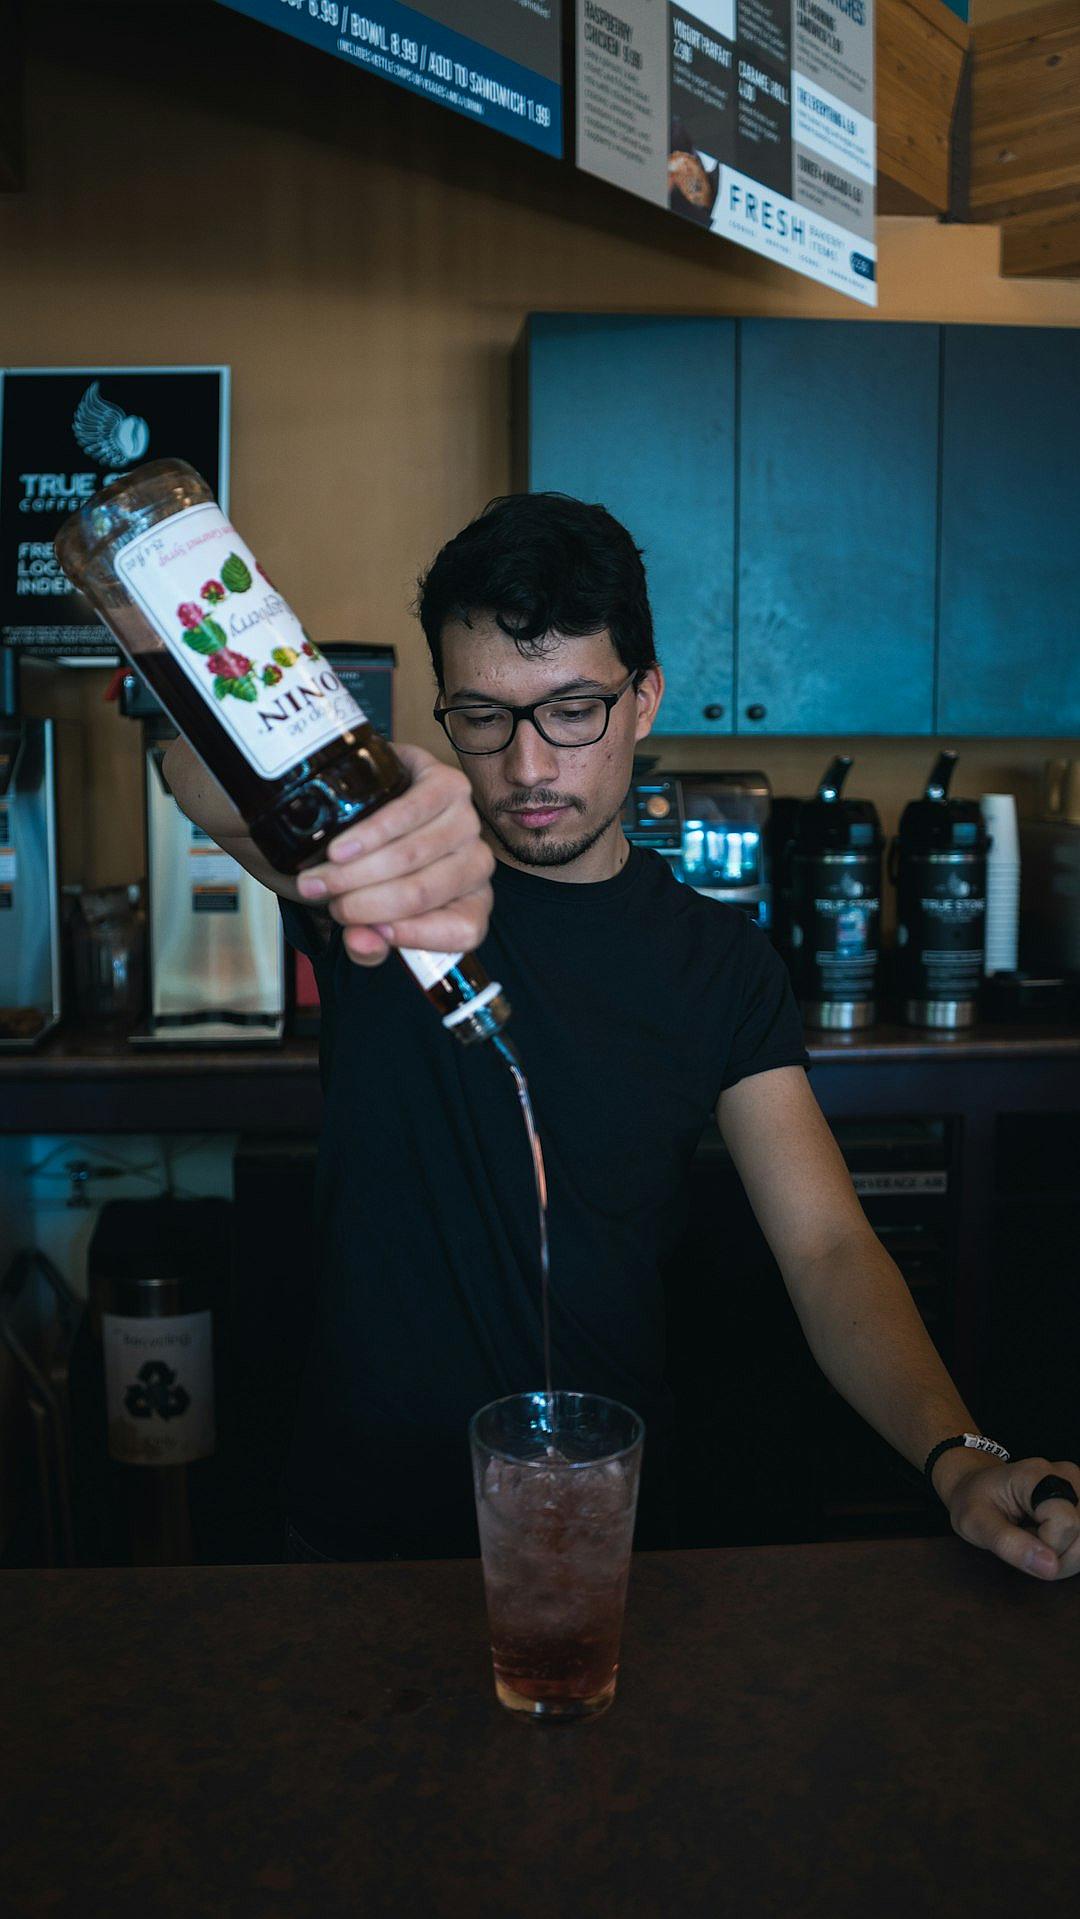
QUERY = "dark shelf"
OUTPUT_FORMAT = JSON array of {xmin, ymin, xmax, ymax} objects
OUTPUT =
[
  {"xmin": 0, "ymin": 1027, "xmax": 323, "ymax": 1134},
  {"xmin": 2, "ymin": 1019, "xmax": 1079, "ymax": 1138}
]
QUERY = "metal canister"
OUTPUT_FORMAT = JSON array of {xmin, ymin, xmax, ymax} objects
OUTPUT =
[
  {"xmin": 891, "ymin": 751, "xmax": 988, "ymax": 1028},
  {"xmin": 785, "ymin": 756, "xmax": 883, "ymax": 1030}
]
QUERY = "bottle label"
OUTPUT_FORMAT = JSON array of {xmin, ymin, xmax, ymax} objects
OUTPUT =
[
  {"xmin": 115, "ymin": 503, "xmax": 369, "ymax": 779},
  {"xmin": 399, "ymin": 946, "xmax": 465, "ymax": 991},
  {"xmin": 898, "ymin": 855, "xmax": 987, "ymax": 999},
  {"xmin": 103, "ymin": 1309, "xmax": 216, "ymax": 1465}
]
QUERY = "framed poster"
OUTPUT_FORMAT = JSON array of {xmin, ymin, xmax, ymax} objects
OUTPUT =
[
  {"xmin": 218, "ymin": 1, "xmax": 564, "ymax": 157},
  {"xmin": 0, "ymin": 366, "xmax": 230, "ymax": 660},
  {"xmin": 576, "ymin": 1, "xmax": 875, "ymax": 304}
]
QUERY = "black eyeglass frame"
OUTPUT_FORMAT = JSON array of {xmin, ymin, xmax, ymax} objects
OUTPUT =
[{"xmin": 433, "ymin": 670, "xmax": 642, "ymax": 755}]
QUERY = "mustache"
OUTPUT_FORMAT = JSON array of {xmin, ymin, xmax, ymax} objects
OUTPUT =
[{"xmin": 493, "ymin": 791, "xmax": 586, "ymax": 815}]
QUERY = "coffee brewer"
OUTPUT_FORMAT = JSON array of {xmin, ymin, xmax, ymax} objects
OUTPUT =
[
  {"xmin": 891, "ymin": 750, "xmax": 988, "ymax": 1029},
  {"xmin": 0, "ymin": 652, "xmax": 62, "ymax": 1049},
  {"xmin": 776, "ymin": 755, "xmax": 883, "ymax": 1030},
  {"xmin": 119, "ymin": 669, "xmax": 284, "ymax": 1046}
]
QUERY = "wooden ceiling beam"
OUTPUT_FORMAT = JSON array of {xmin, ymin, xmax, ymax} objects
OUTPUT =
[
  {"xmin": 1000, "ymin": 202, "xmax": 1080, "ymax": 276},
  {"xmin": 969, "ymin": 0, "xmax": 1080, "ymax": 225},
  {"xmin": 966, "ymin": 0, "xmax": 1080, "ymax": 280},
  {"xmin": 877, "ymin": 0, "xmax": 970, "ymax": 215}
]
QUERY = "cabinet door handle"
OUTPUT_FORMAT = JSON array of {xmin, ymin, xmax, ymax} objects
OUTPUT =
[
  {"xmin": 702, "ymin": 702, "xmax": 725, "ymax": 721},
  {"xmin": 745, "ymin": 703, "xmax": 767, "ymax": 722}
]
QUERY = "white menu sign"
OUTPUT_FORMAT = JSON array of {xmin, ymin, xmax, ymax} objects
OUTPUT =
[{"xmin": 576, "ymin": 0, "xmax": 876, "ymax": 304}]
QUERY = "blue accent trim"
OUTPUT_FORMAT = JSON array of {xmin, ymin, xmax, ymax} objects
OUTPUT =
[
  {"xmin": 0, "ymin": 366, "xmax": 229, "ymax": 376},
  {"xmin": 218, "ymin": 0, "xmax": 563, "ymax": 156}
]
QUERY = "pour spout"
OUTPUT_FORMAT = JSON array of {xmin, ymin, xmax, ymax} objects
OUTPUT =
[
  {"xmin": 925, "ymin": 750, "xmax": 958, "ymax": 803},
  {"xmin": 816, "ymin": 755, "xmax": 853, "ymax": 803},
  {"xmin": 493, "ymin": 1032, "xmax": 523, "ymax": 1073}
]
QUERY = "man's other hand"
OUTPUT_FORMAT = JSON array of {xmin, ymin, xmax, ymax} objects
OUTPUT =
[
  {"xmin": 945, "ymin": 1455, "xmax": 1080, "ymax": 1581},
  {"xmin": 295, "ymin": 743, "xmax": 494, "ymax": 966}
]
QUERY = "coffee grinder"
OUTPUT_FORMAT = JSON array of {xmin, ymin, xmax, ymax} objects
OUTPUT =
[
  {"xmin": 0, "ymin": 651, "xmax": 62, "ymax": 1049},
  {"xmin": 119, "ymin": 669, "xmax": 284, "ymax": 1046}
]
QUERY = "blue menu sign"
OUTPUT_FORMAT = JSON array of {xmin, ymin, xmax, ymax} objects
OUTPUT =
[{"xmin": 218, "ymin": 1, "xmax": 564, "ymax": 156}]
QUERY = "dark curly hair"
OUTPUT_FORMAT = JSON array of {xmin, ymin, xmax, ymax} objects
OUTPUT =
[{"xmin": 415, "ymin": 492, "xmax": 656, "ymax": 687}]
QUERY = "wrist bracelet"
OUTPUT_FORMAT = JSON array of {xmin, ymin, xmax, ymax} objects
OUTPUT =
[{"xmin": 924, "ymin": 1433, "xmax": 1010, "ymax": 1501}]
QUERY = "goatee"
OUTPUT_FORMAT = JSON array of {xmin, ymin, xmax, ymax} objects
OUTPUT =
[{"xmin": 485, "ymin": 807, "xmax": 623, "ymax": 869}]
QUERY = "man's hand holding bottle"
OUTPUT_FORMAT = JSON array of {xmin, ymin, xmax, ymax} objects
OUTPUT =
[{"xmin": 295, "ymin": 743, "xmax": 495, "ymax": 967}]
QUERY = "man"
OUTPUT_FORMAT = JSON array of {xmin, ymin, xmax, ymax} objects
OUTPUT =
[{"xmin": 163, "ymin": 492, "xmax": 1079, "ymax": 1579}]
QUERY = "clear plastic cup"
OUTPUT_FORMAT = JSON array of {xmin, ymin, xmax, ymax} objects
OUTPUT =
[{"xmin": 470, "ymin": 1392, "xmax": 644, "ymax": 1720}]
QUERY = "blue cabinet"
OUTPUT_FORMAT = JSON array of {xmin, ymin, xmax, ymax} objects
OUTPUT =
[
  {"xmin": 517, "ymin": 316, "xmax": 1080, "ymax": 739},
  {"xmin": 517, "ymin": 315, "xmax": 737, "ymax": 736},
  {"xmin": 938, "ymin": 326, "xmax": 1080, "ymax": 737},
  {"xmin": 737, "ymin": 320, "xmax": 939, "ymax": 736}
]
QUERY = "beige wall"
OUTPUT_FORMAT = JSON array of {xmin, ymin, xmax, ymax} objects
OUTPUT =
[{"xmin": 3, "ymin": 2, "xmax": 1079, "ymax": 893}]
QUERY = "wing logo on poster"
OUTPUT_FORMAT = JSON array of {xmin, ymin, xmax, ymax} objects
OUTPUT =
[
  {"xmin": 1, "ymin": 366, "xmax": 229, "ymax": 658},
  {"xmin": 71, "ymin": 381, "xmax": 150, "ymax": 469}
]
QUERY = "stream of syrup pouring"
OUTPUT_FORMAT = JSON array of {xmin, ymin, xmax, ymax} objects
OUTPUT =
[{"xmin": 493, "ymin": 1035, "xmax": 554, "ymax": 1433}]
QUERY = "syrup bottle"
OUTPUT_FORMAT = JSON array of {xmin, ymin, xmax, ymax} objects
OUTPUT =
[{"xmin": 55, "ymin": 459, "xmax": 508, "ymax": 1044}]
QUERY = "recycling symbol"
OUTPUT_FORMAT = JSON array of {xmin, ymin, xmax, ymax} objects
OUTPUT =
[{"xmin": 124, "ymin": 1361, "xmax": 190, "ymax": 1422}]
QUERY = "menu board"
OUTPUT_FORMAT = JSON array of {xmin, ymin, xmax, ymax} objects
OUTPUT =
[
  {"xmin": 219, "ymin": 1, "xmax": 563, "ymax": 157},
  {"xmin": 576, "ymin": 0, "xmax": 875, "ymax": 304},
  {"xmin": 0, "ymin": 367, "xmax": 229, "ymax": 660}
]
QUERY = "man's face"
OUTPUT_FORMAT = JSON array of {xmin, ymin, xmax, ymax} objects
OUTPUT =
[{"xmin": 439, "ymin": 616, "xmax": 663, "ymax": 873}]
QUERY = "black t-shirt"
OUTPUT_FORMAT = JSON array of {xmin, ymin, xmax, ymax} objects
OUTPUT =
[{"xmin": 280, "ymin": 844, "xmax": 809, "ymax": 1558}]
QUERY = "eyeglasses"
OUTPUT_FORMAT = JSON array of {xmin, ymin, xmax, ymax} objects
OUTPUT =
[{"xmin": 434, "ymin": 671, "xmax": 640, "ymax": 755}]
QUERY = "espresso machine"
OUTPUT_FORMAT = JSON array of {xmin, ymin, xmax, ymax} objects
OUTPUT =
[
  {"xmin": 622, "ymin": 765, "xmax": 772, "ymax": 927},
  {"xmin": 0, "ymin": 651, "xmax": 62, "ymax": 1049},
  {"xmin": 119, "ymin": 669, "xmax": 284, "ymax": 1046}
]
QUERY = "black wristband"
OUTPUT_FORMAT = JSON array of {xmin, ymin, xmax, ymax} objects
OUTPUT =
[{"xmin": 924, "ymin": 1434, "xmax": 1010, "ymax": 1501}]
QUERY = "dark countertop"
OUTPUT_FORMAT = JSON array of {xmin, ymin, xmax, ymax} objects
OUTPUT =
[
  {"xmin": 0, "ymin": 1024, "xmax": 322, "ymax": 1079},
  {"xmin": 2, "ymin": 1018, "xmax": 1079, "ymax": 1079},
  {"xmin": 807, "ymin": 1020, "xmax": 1080, "ymax": 1061},
  {"xmin": 3, "ymin": 1019, "xmax": 1079, "ymax": 1136},
  {"xmin": 3, "ymin": 1539, "xmax": 1078, "ymax": 1918}
]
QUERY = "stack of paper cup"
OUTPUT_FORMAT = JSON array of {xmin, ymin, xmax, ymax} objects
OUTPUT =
[{"xmin": 980, "ymin": 793, "xmax": 1020, "ymax": 975}]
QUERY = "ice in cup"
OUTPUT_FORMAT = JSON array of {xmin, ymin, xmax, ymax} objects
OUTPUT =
[{"xmin": 470, "ymin": 1391, "xmax": 644, "ymax": 1720}]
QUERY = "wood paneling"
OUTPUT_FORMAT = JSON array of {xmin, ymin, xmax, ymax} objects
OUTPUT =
[
  {"xmin": 878, "ymin": 0, "xmax": 969, "ymax": 212},
  {"xmin": 1001, "ymin": 203, "xmax": 1080, "ymax": 274},
  {"xmin": 970, "ymin": 0, "xmax": 1080, "ymax": 239}
]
